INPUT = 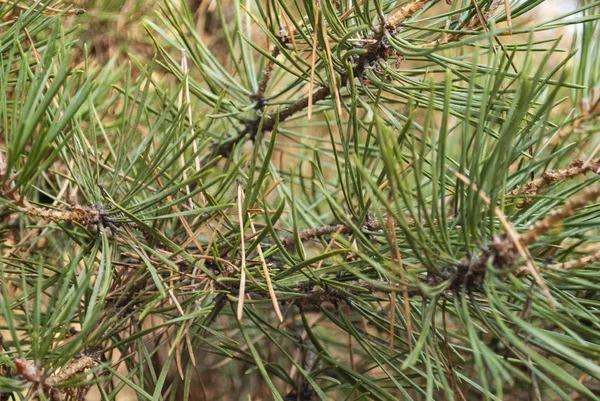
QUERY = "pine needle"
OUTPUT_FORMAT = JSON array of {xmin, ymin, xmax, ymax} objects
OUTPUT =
[
  {"xmin": 249, "ymin": 220, "xmax": 283, "ymax": 322},
  {"xmin": 308, "ymin": 7, "xmax": 320, "ymax": 120},
  {"xmin": 320, "ymin": 13, "xmax": 343, "ymax": 117},
  {"xmin": 450, "ymin": 168, "xmax": 556, "ymax": 309},
  {"xmin": 237, "ymin": 180, "xmax": 248, "ymax": 321}
]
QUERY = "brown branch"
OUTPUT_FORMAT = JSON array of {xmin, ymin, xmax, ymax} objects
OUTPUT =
[
  {"xmin": 387, "ymin": 0, "xmax": 430, "ymax": 28},
  {"xmin": 550, "ymin": 94, "xmax": 600, "ymax": 145},
  {"xmin": 15, "ymin": 354, "xmax": 100, "ymax": 401},
  {"xmin": 17, "ymin": 202, "xmax": 124, "ymax": 237},
  {"xmin": 0, "ymin": 0, "xmax": 84, "ymax": 16},
  {"xmin": 281, "ymin": 223, "xmax": 353, "ymax": 248},
  {"xmin": 213, "ymin": 85, "xmax": 333, "ymax": 157},
  {"xmin": 550, "ymin": 247, "xmax": 600, "ymax": 271},
  {"xmin": 213, "ymin": 0, "xmax": 430, "ymax": 157},
  {"xmin": 521, "ymin": 185, "xmax": 600, "ymax": 246},
  {"xmin": 291, "ymin": 279, "xmax": 424, "ymax": 307},
  {"xmin": 254, "ymin": 47, "xmax": 281, "ymax": 108},
  {"xmin": 279, "ymin": 212, "xmax": 452, "ymax": 248},
  {"xmin": 508, "ymin": 159, "xmax": 600, "ymax": 208}
]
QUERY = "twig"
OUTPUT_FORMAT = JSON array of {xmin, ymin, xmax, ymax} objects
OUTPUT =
[
  {"xmin": 255, "ymin": 46, "xmax": 281, "ymax": 108},
  {"xmin": 280, "ymin": 213, "xmax": 442, "ymax": 248},
  {"xmin": 213, "ymin": 85, "xmax": 333, "ymax": 157},
  {"xmin": 550, "ymin": 248, "xmax": 600, "ymax": 271},
  {"xmin": 15, "ymin": 354, "xmax": 100, "ymax": 401},
  {"xmin": 18, "ymin": 202, "xmax": 122, "ymax": 236},
  {"xmin": 508, "ymin": 159, "xmax": 600, "ymax": 208},
  {"xmin": 521, "ymin": 185, "xmax": 600, "ymax": 246},
  {"xmin": 0, "ymin": 0, "xmax": 84, "ymax": 16},
  {"xmin": 281, "ymin": 223, "xmax": 354, "ymax": 248},
  {"xmin": 550, "ymin": 95, "xmax": 600, "ymax": 145}
]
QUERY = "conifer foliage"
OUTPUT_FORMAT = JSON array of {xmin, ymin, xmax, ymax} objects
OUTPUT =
[{"xmin": 1, "ymin": 0, "xmax": 600, "ymax": 399}]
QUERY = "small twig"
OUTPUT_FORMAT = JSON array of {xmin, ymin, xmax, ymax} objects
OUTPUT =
[
  {"xmin": 15, "ymin": 354, "xmax": 100, "ymax": 401},
  {"xmin": 18, "ymin": 203, "xmax": 122, "ymax": 236},
  {"xmin": 281, "ymin": 223, "xmax": 354, "ymax": 248},
  {"xmin": 255, "ymin": 46, "xmax": 281, "ymax": 107},
  {"xmin": 550, "ymin": 248, "xmax": 600, "ymax": 271},
  {"xmin": 386, "ymin": 0, "xmax": 430, "ymax": 27},
  {"xmin": 550, "ymin": 95, "xmax": 600, "ymax": 145},
  {"xmin": 521, "ymin": 185, "xmax": 600, "ymax": 246},
  {"xmin": 213, "ymin": 85, "xmax": 333, "ymax": 157},
  {"xmin": 508, "ymin": 159, "xmax": 600, "ymax": 208},
  {"xmin": 339, "ymin": 0, "xmax": 365, "ymax": 21},
  {"xmin": 280, "ymin": 213, "xmax": 443, "ymax": 248},
  {"xmin": 0, "ymin": 0, "xmax": 84, "ymax": 16}
]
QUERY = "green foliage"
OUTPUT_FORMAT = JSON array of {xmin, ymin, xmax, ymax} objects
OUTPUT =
[{"xmin": 1, "ymin": 0, "xmax": 600, "ymax": 400}]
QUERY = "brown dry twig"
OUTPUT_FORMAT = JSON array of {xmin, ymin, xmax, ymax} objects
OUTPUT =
[
  {"xmin": 550, "ymin": 247, "xmax": 600, "ymax": 271},
  {"xmin": 15, "ymin": 354, "xmax": 100, "ymax": 401},
  {"xmin": 17, "ymin": 203, "xmax": 123, "ymax": 237},
  {"xmin": 550, "ymin": 94, "xmax": 600, "ymax": 145},
  {"xmin": 521, "ymin": 185, "xmax": 600, "ymax": 246},
  {"xmin": 508, "ymin": 159, "xmax": 600, "ymax": 208},
  {"xmin": 0, "ymin": 1, "xmax": 84, "ymax": 17},
  {"xmin": 280, "ymin": 212, "xmax": 450, "ymax": 248},
  {"xmin": 281, "ymin": 223, "xmax": 354, "ymax": 248}
]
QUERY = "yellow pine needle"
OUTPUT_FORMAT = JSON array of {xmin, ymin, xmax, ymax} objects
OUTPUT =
[
  {"xmin": 386, "ymin": 213, "xmax": 413, "ymax": 353},
  {"xmin": 321, "ymin": 14, "xmax": 343, "ymax": 117},
  {"xmin": 308, "ymin": 8, "xmax": 320, "ymax": 120},
  {"xmin": 340, "ymin": 0, "xmax": 365, "ymax": 21},
  {"xmin": 250, "ymin": 220, "xmax": 284, "ymax": 322},
  {"xmin": 504, "ymin": 0, "xmax": 513, "ymax": 35},
  {"xmin": 237, "ymin": 181, "xmax": 248, "ymax": 320}
]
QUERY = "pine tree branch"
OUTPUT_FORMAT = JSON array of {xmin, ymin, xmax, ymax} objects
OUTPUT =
[
  {"xmin": 508, "ymin": 159, "xmax": 600, "ymax": 208},
  {"xmin": 213, "ymin": 0, "xmax": 430, "ymax": 157}
]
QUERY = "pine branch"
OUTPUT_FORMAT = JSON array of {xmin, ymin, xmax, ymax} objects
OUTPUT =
[
  {"xmin": 213, "ymin": 0, "xmax": 431, "ymax": 157},
  {"xmin": 508, "ymin": 159, "xmax": 600, "ymax": 208}
]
